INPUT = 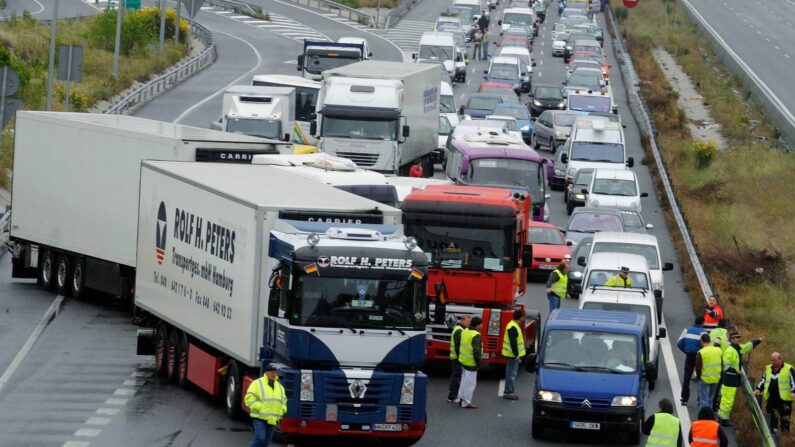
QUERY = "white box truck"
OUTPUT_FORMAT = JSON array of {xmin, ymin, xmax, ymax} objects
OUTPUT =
[
  {"xmin": 212, "ymin": 86, "xmax": 296, "ymax": 145},
  {"xmin": 314, "ymin": 61, "xmax": 440, "ymax": 176},
  {"xmin": 135, "ymin": 161, "xmax": 429, "ymax": 444},
  {"xmin": 9, "ymin": 112, "xmax": 286, "ymax": 301}
]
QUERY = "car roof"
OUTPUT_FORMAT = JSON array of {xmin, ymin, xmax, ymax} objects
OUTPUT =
[
  {"xmin": 586, "ymin": 252, "xmax": 650, "ymax": 271},
  {"xmin": 547, "ymin": 309, "xmax": 646, "ymax": 334},
  {"xmin": 592, "ymin": 231, "xmax": 660, "ymax": 245},
  {"xmin": 592, "ymin": 168, "xmax": 636, "ymax": 180},
  {"xmin": 492, "ymin": 56, "xmax": 521, "ymax": 65},
  {"xmin": 570, "ymin": 206, "xmax": 623, "ymax": 218}
]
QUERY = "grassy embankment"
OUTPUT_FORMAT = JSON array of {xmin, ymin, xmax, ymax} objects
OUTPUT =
[
  {"xmin": 0, "ymin": 8, "xmax": 189, "ymax": 189},
  {"xmin": 335, "ymin": 0, "xmax": 401, "ymax": 10},
  {"xmin": 612, "ymin": 1, "xmax": 795, "ymax": 445}
]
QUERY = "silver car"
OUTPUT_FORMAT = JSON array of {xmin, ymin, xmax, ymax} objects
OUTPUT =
[
  {"xmin": 531, "ymin": 110, "xmax": 578, "ymax": 152},
  {"xmin": 549, "ymin": 148, "xmax": 567, "ymax": 191}
]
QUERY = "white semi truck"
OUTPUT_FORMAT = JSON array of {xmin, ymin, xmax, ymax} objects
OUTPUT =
[
  {"xmin": 8, "ymin": 112, "xmax": 286, "ymax": 301},
  {"xmin": 314, "ymin": 61, "xmax": 440, "ymax": 176},
  {"xmin": 213, "ymin": 86, "xmax": 296, "ymax": 145},
  {"xmin": 134, "ymin": 161, "xmax": 429, "ymax": 444},
  {"xmin": 298, "ymin": 40, "xmax": 367, "ymax": 82}
]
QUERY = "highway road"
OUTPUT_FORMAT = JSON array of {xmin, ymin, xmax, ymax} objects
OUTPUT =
[
  {"xmin": 0, "ymin": 0, "xmax": 99, "ymax": 20},
  {"xmin": 0, "ymin": 1, "xmax": 742, "ymax": 446}
]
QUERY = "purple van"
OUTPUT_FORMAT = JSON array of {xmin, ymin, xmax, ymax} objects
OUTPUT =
[{"xmin": 444, "ymin": 133, "xmax": 550, "ymax": 221}]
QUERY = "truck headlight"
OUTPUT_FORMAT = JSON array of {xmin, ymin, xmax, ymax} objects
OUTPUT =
[
  {"xmin": 487, "ymin": 310, "xmax": 501, "ymax": 336},
  {"xmin": 400, "ymin": 373, "xmax": 415, "ymax": 405},
  {"xmin": 611, "ymin": 396, "xmax": 637, "ymax": 407},
  {"xmin": 300, "ymin": 371, "xmax": 314, "ymax": 401},
  {"xmin": 572, "ymin": 271, "xmax": 582, "ymax": 278},
  {"xmin": 537, "ymin": 390, "xmax": 562, "ymax": 402},
  {"xmin": 555, "ymin": 130, "xmax": 562, "ymax": 137},
  {"xmin": 554, "ymin": 168, "xmax": 565, "ymax": 175},
  {"xmin": 521, "ymin": 125, "xmax": 530, "ymax": 131},
  {"xmin": 567, "ymin": 167, "xmax": 576, "ymax": 177}
]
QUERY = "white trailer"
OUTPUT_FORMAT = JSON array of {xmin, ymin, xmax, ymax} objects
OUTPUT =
[
  {"xmin": 315, "ymin": 61, "xmax": 440, "ymax": 176},
  {"xmin": 216, "ymin": 86, "xmax": 296, "ymax": 144},
  {"xmin": 9, "ymin": 112, "xmax": 285, "ymax": 300}
]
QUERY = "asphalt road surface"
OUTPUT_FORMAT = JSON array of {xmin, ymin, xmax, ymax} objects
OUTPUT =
[
  {"xmin": 0, "ymin": 1, "xmax": 743, "ymax": 446},
  {"xmin": 0, "ymin": 0, "xmax": 99, "ymax": 20}
]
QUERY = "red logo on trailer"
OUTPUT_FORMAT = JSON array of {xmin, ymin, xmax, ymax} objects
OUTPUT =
[{"xmin": 622, "ymin": 0, "xmax": 639, "ymax": 8}]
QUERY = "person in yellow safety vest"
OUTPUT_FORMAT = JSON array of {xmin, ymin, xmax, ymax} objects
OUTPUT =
[
  {"xmin": 641, "ymin": 398, "xmax": 683, "ymax": 447},
  {"xmin": 457, "ymin": 317, "xmax": 483, "ymax": 409},
  {"xmin": 244, "ymin": 364, "xmax": 288, "ymax": 447},
  {"xmin": 501, "ymin": 309, "xmax": 526, "ymax": 400},
  {"xmin": 604, "ymin": 266, "xmax": 633, "ymax": 288},
  {"xmin": 755, "ymin": 352, "xmax": 795, "ymax": 434},
  {"xmin": 545, "ymin": 262, "xmax": 568, "ymax": 314},
  {"xmin": 695, "ymin": 333, "xmax": 723, "ymax": 411},
  {"xmin": 448, "ymin": 315, "xmax": 472, "ymax": 403},
  {"xmin": 709, "ymin": 319, "xmax": 729, "ymax": 354},
  {"xmin": 689, "ymin": 407, "xmax": 728, "ymax": 447},
  {"xmin": 717, "ymin": 330, "xmax": 764, "ymax": 426}
]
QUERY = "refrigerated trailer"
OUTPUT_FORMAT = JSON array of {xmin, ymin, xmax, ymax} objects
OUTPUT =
[{"xmin": 9, "ymin": 112, "xmax": 284, "ymax": 300}]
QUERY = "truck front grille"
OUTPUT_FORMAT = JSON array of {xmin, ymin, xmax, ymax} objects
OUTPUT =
[
  {"xmin": 335, "ymin": 151, "xmax": 380, "ymax": 167},
  {"xmin": 321, "ymin": 375, "xmax": 393, "ymax": 405}
]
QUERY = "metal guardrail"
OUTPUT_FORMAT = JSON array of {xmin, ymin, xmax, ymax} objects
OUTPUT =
[
  {"xmin": 606, "ymin": 8, "xmax": 775, "ymax": 446},
  {"xmin": 284, "ymin": 0, "xmax": 376, "ymax": 27},
  {"xmin": 384, "ymin": 0, "xmax": 418, "ymax": 28},
  {"xmin": 104, "ymin": 21, "xmax": 216, "ymax": 115}
]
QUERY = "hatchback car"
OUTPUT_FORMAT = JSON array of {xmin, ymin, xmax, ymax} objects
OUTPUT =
[
  {"xmin": 565, "ymin": 167, "xmax": 593, "ymax": 214},
  {"xmin": 493, "ymin": 103, "xmax": 533, "ymax": 142},
  {"xmin": 459, "ymin": 94, "xmax": 504, "ymax": 119},
  {"xmin": 549, "ymin": 148, "xmax": 567, "ymax": 191},
  {"xmin": 564, "ymin": 207, "xmax": 629, "ymax": 247},
  {"xmin": 584, "ymin": 168, "xmax": 648, "ymax": 212},
  {"xmin": 529, "ymin": 84, "xmax": 566, "ymax": 117},
  {"xmin": 528, "ymin": 221, "xmax": 572, "ymax": 276},
  {"xmin": 531, "ymin": 110, "xmax": 578, "ymax": 151}
]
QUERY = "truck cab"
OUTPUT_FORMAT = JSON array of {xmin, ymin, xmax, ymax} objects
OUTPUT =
[
  {"xmin": 216, "ymin": 86, "xmax": 295, "ymax": 145},
  {"xmin": 414, "ymin": 32, "xmax": 465, "ymax": 83},
  {"xmin": 298, "ymin": 40, "xmax": 366, "ymax": 81},
  {"xmin": 531, "ymin": 309, "xmax": 656, "ymax": 444}
]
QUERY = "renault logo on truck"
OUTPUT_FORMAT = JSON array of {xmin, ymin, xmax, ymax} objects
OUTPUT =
[{"xmin": 155, "ymin": 202, "xmax": 167, "ymax": 265}]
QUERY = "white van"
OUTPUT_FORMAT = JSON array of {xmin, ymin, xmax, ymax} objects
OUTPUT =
[
  {"xmin": 414, "ymin": 32, "xmax": 465, "ymax": 83},
  {"xmin": 337, "ymin": 36, "xmax": 372, "ymax": 59},
  {"xmin": 585, "ymin": 168, "xmax": 647, "ymax": 212},
  {"xmin": 561, "ymin": 117, "xmax": 632, "ymax": 187},
  {"xmin": 499, "ymin": 7, "xmax": 535, "ymax": 34}
]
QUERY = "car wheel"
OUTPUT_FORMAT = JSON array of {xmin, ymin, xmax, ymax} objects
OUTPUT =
[
  {"xmin": 549, "ymin": 138, "xmax": 556, "ymax": 153},
  {"xmin": 532, "ymin": 135, "xmax": 540, "ymax": 151}
]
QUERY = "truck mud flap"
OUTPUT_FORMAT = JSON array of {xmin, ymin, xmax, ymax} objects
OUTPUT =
[{"xmin": 137, "ymin": 329, "xmax": 156, "ymax": 355}]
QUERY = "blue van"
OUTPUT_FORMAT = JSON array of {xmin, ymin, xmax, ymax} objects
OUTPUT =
[{"xmin": 529, "ymin": 309, "xmax": 657, "ymax": 444}]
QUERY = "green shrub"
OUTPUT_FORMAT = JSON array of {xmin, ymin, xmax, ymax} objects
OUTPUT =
[
  {"xmin": 84, "ymin": 7, "xmax": 188, "ymax": 56},
  {"xmin": 690, "ymin": 140, "xmax": 717, "ymax": 169}
]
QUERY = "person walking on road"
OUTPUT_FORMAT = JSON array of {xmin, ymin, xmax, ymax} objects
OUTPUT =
[
  {"xmin": 457, "ymin": 317, "xmax": 483, "ymax": 409},
  {"xmin": 477, "ymin": 12, "xmax": 489, "ymax": 33},
  {"xmin": 755, "ymin": 352, "xmax": 795, "ymax": 434},
  {"xmin": 703, "ymin": 295, "xmax": 724, "ymax": 328},
  {"xmin": 481, "ymin": 28, "xmax": 492, "ymax": 60},
  {"xmin": 641, "ymin": 398, "xmax": 683, "ymax": 447},
  {"xmin": 502, "ymin": 309, "xmax": 525, "ymax": 400},
  {"xmin": 545, "ymin": 262, "xmax": 568, "ymax": 314},
  {"xmin": 689, "ymin": 407, "xmax": 728, "ymax": 447},
  {"xmin": 604, "ymin": 266, "xmax": 633, "ymax": 288},
  {"xmin": 695, "ymin": 333, "xmax": 722, "ymax": 411},
  {"xmin": 677, "ymin": 315, "xmax": 706, "ymax": 406},
  {"xmin": 717, "ymin": 329, "xmax": 764, "ymax": 426},
  {"xmin": 244, "ymin": 365, "xmax": 288, "ymax": 447},
  {"xmin": 448, "ymin": 315, "xmax": 472, "ymax": 403},
  {"xmin": 472, "ymin": 29, "xmax": 483, "ymax": 61}
]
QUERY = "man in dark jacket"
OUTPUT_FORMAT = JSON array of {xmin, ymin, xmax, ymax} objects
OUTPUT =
[
  {"xmin": 477, "ymin": 12, "xmax": 489, "ymax": 32},
  {"xmin": 448, "ymin": 315, "xmax": 472, "ymax": 403},
  {"xmin": 677, "ymin": 315, "xmax": 706, "ymax": 406}
]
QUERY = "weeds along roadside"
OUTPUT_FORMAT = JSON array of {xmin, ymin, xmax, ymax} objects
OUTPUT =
[
  {"xmin": 611, "ymin": 2, "xmax": 795, "ymax": 445},
  {"xmin": 0, "ymin": 9, "xmax": 191, "ymax": 189}
]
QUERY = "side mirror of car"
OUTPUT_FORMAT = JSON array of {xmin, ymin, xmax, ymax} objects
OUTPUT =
[
  {"xmin": 566, "ymin": 240, "xmax": 573, "ymax": 246},
  {"xmin": 561, "ymin": 153, "xmax": 568, "ymax": 163},
  {"xmin": 580, "ymin": 188, "xmax": 588, "ymax": 194},
  {"xmin": 577, "ymin": 255, "xmax": 586, "ymax": 267},
  {"xmin": 646, "ymin": 361, "xmax": 658, "ymax": 381},
  {"xmin": 498, "ymin": 20, "xmax": 503, "ymax": 25},
  {"xmin": 459, "ymin": 106, "xmax": 465, "ymax": 115},
  {"xmin": 310, "ymin": 120, "xmax": 317, "ymax": 136},
  {"xmin": 645, "ymin": 223, "xmax": 655, "ymax": 230},
  {"xmin": 521, "ymin": 72, "xmax": 527, "ymax": 77},
  {"xmin": 640, "ymin": 192, "xmax": 649, "ymax": 198},
  {"xmin": 483, "ymin": 70, "xmax": 489, "ymax": 74},
  {"xmin": 612, "ymin": 105, "xmax": 619, "ymax": 114},
  {"xmin": 561, "ymin": 81, "xmax": 567, "ymax": 86},
  {"xmin": 663, "ymin": 262, "xmax": 674, "ymax": 271},
  {"xmin": 657, "ymin": 327, "xmax": 667, "ymax": 339},
  {"xmin": 626, "ymin": 157, "xmax": 635, "ymax": 168}
]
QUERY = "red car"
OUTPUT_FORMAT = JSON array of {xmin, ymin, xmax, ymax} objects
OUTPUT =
[
  {"xmin": 497, "ymin": 35, "xmax": 532, "ymax": 52},
  {"xmin": 528, "ymin": 222, "xmax": 572, "ymax": 276},
  {"xmin": 478, "ymin": 81, "xmax": 520, "ymax": 99}
]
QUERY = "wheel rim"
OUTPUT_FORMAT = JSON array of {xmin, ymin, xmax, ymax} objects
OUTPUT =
[
  {"xmin": 167, "ymin": 339, "xmax": 176, "ymax": 377},
  {"xmin": 57, "ymin": 260, "xmax": 67, "ymax": 288},
  {"xmin": 226, "ymin": 374, "xmax": 236, "ymax": 410},
  {"xmin": 42, "ymin": 255, "xmax": 52, "ymax": 284},
  {"xmin": 72, "ymin": 264, "xmax": 82, "ymax": 294},
  {"xmin": 155, "ymin": 331, "xmax": 166, "ymax": 371}
]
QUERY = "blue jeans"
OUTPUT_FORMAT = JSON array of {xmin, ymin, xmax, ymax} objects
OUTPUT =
[
  {"xmin": 251, "ymin": 419, "xmax": 276, "ymax": 447},
  {"xmin": 483, "ymin": 43, "xmax": 490, "ymax": 59},
  {"xmin": 698, "ymin": 381, "xmax": 719, "ymax": 411},
  {"xmin": 504, "ymin": 357, "xmax": 520, "ymax": 395},
  {"xmin": 547, "ymin": 294, "xmax": 561, "ymax": 314}
]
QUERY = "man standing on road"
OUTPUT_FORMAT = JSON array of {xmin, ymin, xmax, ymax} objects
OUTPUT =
[
  {"xmin": 545, "ymin": 261, "xmax": 568, "ymax": 314},
  {"xmin": 641, "ymin": 398, "xmax": 683, "ymax": 447},
  {"xmin": 472, "ymin": 29, "xmax": 483, "ymax": 61},
  {"xmin": 448, "ymin": 315, "xmax": 472, "ymax": 403},
  {"xmin": 502, "ymin": 309, "xmax": 525, "ymax": 400},
  {"xmin": 604, "ymin": 266, "xmax": 633, "ymax": 288},
  {"xmin": 689, "ymin": 407, "xmax": 728, "ymax": 447},
  {"xmin": 244, "ymin": 365, "xmax": 288, "ymax": 447},
  {"xmin": 457, "ymin": 317, "xmax": 483, "ymax": 409},
  {"xmin": 755, "ymin": 352, "xmax": 795, "ymax": 434},
  {"xmin": 695, "ymin": 333, "xmax": 722, "ymax": 411},
  {"xmin": 717, "ymin": 330, "xmax": 764, "ymax": 426},
  {"xmin": 477, "ymin": 12, "xmax": 489, "ymax": 33},
  {"xmin": 677, "ymin": 315, "xmax": 706, "ymax": 406},
  {"xmin": 481, "ymin": 28, "xmax": 492, "ymax": 60}
]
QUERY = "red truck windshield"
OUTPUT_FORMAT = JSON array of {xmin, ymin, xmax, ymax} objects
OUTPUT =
[{"xmin": 404, "ymin": 221, "xmax": 514, "ymax": 272}]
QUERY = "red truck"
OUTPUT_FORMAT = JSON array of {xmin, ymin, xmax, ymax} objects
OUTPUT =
[{"xmin": 401, "ymin": 185, "xmax": 541, "ymax": 366}]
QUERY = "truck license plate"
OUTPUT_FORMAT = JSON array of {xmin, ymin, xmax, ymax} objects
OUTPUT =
[
  {"xmin": 570, "ymin": 421, "xmax": 600, "ymax": 430},
  {"xmin": 539, "ymin": 264, "xmax": 556, "ymax": 270},
  {"xmin": 374, "ymin": 424, "xmax": 402, "ymax": 432}
]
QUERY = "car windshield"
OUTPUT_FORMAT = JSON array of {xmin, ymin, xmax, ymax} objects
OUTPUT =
[
  {"xmin": 568, "ymin": 212, "xmax": 624, "ymax": 232},
  {"xmin": 585, "ymin": 269, "xmax": 650, "ymax": 290},
  {"xmin": 592, "ymin": 178, "xmax": 637, "ymax": 196},
  {"xmin": 404, "ymin": 222, "xmax": 514, "ymax": 272},
  {"xmin": 322, "ymin": 116, "xmax": 398, "ymax": 140},
  {"xmin": 503, "ymin": 12, "xmax": 533, "ymax": 26},
  {"xmin": 226, "ymin": 118, "xmax": 281, "ymax": 139},
  {"xmin": 570, "ymin": 142, "xmax": 624, "ymax": 163},
  {"xmin": 440, "ymin": 95, "xmax": 456, "ymax": 113},
  {"xmin": 568, "ymin": 95, "xmax": 612, "ymax": 113},
  {"xmin": 489, "ymin": 66, "xmax": 519, "ymax": 81},
  {"xmin": 571, "ymin": 61, "xmax": 600, "ymax": 71},
  {"xmin": 567, "ymin": 72, "xmax": 602, "ymax": 89},
  {"xmin": 576, "ymin": 45, "xmax": 602, "ymax": 54},
  {"xmin": 583, "ymin": 303, "xmax": 651, "ymax": 334},
  {"xmin": 494, "ymin": 107, "xmax": 529, "ymax": 119},
  {"xmin": 535, "ymin": 86, "xmax": 564, "ymax": 99},
  {"xmin": 305, "ymin": 50, "xmax": 361, "ymax": 74},
  {"xmin": 481, "ymin": 87, "xmax": 513, "ymax": 96},
  {"xmin": 543, "ymin": 330, "xmax": 638, "ymax": 373},
  {"xmin": 290, "ymin": 276, "xmax": 424, "ymax": 330},
  {"xmin": 573, "ymin": 171, "xmax": 593, "ymax": 186},
  {"xmin": 468, "ymin": 158, "xmax": 545, "ymax": 204},
  {"xmin": 554, "ymin": 113, "xmax": 578, "ymax": 126},
  {"xmin": 468, "ymin": 97, "xmax": 501, "ymax": 110},
  {"xmin": 592, "ymin": 242, "xmax": 660, "ymax": 269},
  {"xmin": 419, "ymin": 45, "xmax": 454, "ymax": 60},
  {"xmin": 530, "ymin": 227, "xmax": 565, "ymax": 245}
]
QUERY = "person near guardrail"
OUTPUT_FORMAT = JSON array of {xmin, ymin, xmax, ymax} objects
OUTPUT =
[
  {"xmin": 695, "ymin": 333, "xmax": 723, "ymax": 411},
  {"xmin": 717, "ymin": 330, "xmax": 764, "ymax": 426},
  {"xmin": 689, "ymin": 407, "xmax": 728, "ymax": 447},
  {"xmin": 677, "ymin": 315, "xmax": 706, "ymax": 406},
  {"xmin": 709, "ymin": 319, "xmax": 730, "ymax": 354},
  {"xmin": 754, "ymin": 352, "xmax": 794, "ymax": 434},
  {"xmin": 641, "ymin": 398, "xmax": 683, "ymax": 447},
  {"xmin": 703, "ymin": 294, "xmax": 724, "ymax": 329}
]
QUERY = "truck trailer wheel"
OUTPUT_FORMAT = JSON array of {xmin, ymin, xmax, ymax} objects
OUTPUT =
[
  {"xmin": 177, "ymin": 333, "xmax": 190, "ymax": 389},
  {"xmin": 166, "ymin": 329, "xmax": 180, "ymax": 383},
  {"xmin": 55, "ymin": 255, "xmax": 72, "ymax": 296},
  {"xmin": 154, "ymin": 324, "xmax": 169, "ymax": 377},
  {"xmin": 71, "ymin": 259, "xmax": 85, "ymax": 300},
  {"xmin": 224, "ymin": 360, "xmax": 242, "ymax": 420},
  {"xmin": 39, "ymin": 250, "xmax": 56, "ymax": 292}
]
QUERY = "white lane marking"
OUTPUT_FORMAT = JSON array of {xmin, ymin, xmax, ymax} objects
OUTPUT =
[
  {"xmin": 200, "ymin": 5, "xmax": 214, "ymax": 9},
  {"xmin": 766, "ymin": 37, "xmax": 770, "ymax": 41},
  {"xmin": 28, "ymin": 0, "xmax": 45, "ymax": 14},
  {"xmin": 240, "ymin": 20, "xmax": 269, "ymax": 24},
  {"xmin": 229, "ymin": 15, "xmax": 249, "ymax": 19},
  {"xmin": 660, "ymin": 315, "xmax": 692, "ymax": 437},
  {"xmin": 540, "ymin": 50, "xmax": 544, "ymax": 56},
  {"xmin": 74, "ymin": 428, "xmax": 102, "ymax": 438},
  {"xmin": 105, "ymin": 398, "xmax": 128, "ymax": 405},
  {"xmin": 96, "ymin": 408, "xmax": 120, "ymax": 416},
  {"xmin": 0, "ymin": 295, "xmax": 64, "ymax": 394},
  {"xmin": 757, "ymin": 30, "xmax": 762, "ymax": 35},
  {"xmin": 173, "ymin": 29, "xmax": 263, "ymax": 124},
  {"xmin": 123, "ymin": 379, "xmax": 146, "ymax": 386},
  {"xmin": 85, "ymin": 417, "xmax": 112, "ymax": 426},
  {"xmin": 137, "ymin": 362, "xmax": 156, "ymax": 370},
  {"xmin": 539, "ymin": 60, "xmax": 543, "ymax": 66},
  {"xmin": 283, "ymin": 59, "xmax": 297, "ymax": 64},
  {"xmin": 113, "ymin": 388, "xmax": 136, "ymax": 397},
  {"xmin": 497, "ymin": 379, "xmax": 505, "ymax": 397},
  {"xmin": 131, "ymin": 371, "xmax": 153, "ymax": 378},
  {"xmin": 214, "ymin": 10, "xmax": 233, "ymax": 14},
  {"xmin": 775, "ymin": 45, "xmax": 780, "ymax": 50},
  {"xmin": 538, "ymin": 72, "xmax": 542, "ymax": 78},
  {"xmin": 62, "ymin": 442, "xmax": 90, "ymax": 447}
]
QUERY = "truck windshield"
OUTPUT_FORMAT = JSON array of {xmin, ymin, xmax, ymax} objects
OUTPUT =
[
  {"xmin": 570, "ymin": 142, "xmax": 623, "ymax": 163},
  {"xmin": 322, "ymin": 116, "xmax": 398, "ymax": 141},
  {"xmin": 335, "ymin": 184, "xmax": 399, "ymax": 208},
  {"xmin": 440, "ymin": 95, "xmax": 456, "ymax": 113},
  {"xmin": 592, "ymin": 242, "xmax": 660, "ymax": 269},
  {"xmin": 418, "ymin": 45, "xmax": 454, "ymax": 60},
  {"xmin": 584, "ymin": 270, "xmax": 649, "ymax": 290},
  {"xmin": 404, "ymin": 222, "xmax": 514, "ymax": 272},
  {"xmin": 543, "ymin": 329, "xmax": 638, "ymax": 373},
  {"xmin": 291, "ymin": 276, "xmax": 424, "ymax": 330},
  {"xmin": 226, "ymin": 118, "xmax": 281, "ymax": 139},
  {"xmin": 467, "ymin": 158, "xmax": 544, "ymax": 205},
  {"xmin": 305, "ymin": 51, "xmax": 361, "ymax": 74}
]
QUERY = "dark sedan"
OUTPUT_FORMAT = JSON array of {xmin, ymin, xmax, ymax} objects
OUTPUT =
[
  {"xmin": 459, "ymin": 94, "xmax": 504, "ymax": 119},
  {"xmin": 529, "ymin": 84, "xmax": 567, "ymax": 117}
]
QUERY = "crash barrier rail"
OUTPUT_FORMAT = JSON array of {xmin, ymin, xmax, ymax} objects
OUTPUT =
[
  {"xmin": 679, "ymin": 0, "xmax": 794, "ymax": 147},
  {"xmin": 605, "ymin": 8, "xmax": 775, "ymax": 446},
  {"xmin": 383, "ymin": 0, "xmax": 419, "ymax": 29},
  {"xmin": 283, "ymin": 0, "xmax": 376, "ymax": 27},
  {"xmin": 104, "ymin": 21, "xmax": 216, "ymax": 115},
  {"xmin": 207, "ymin": 0, "xmax": 260, "ymax": 16}
]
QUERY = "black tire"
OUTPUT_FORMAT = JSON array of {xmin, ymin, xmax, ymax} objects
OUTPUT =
[
  {"xmin": 567, "ymin": 203, "xmax": 574, "ymax": 215},
  {"xmin": 549, "ymin": 138, "xmax": 556, "ymax": 154},
  {"xmin": 177, "ymin": 332, "xmax": 190, "ymax": 389},
  {"xmin": 154, "ymin": 323, "xmax": 169, "ymax": 377},
  {"xmin": 55, "ymin": 255, "xmax": 71, "ymax": 296},
  {"xmin": 531, "ymin": 416, "xmax": 544, "ymax": 439},
  {"xmin": 166, "ymin": 329, "xmax": 180, "ymax": 383},
  {"xmin": 39, "ymin": 250, "xmax": 56, "ymax": 291},
  {"xmin": 70, "ymin": 258, "xmax": 85, "ymax": 300},
  {"xmin": 533, "ymin": 136, "xmax": 541, "ymax": 151},
  {"xmin": 225, "ymin": 360, "xmax": 243, "ymax": 420}
]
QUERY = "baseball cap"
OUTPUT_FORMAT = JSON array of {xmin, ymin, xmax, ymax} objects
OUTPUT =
[
  {"xmin": 620, "ymin": 266, "xmax": 630, "ymax": 272},
  {"xmin": 264, "ymin": 364, "xmax": 278, "ymax": 372}
]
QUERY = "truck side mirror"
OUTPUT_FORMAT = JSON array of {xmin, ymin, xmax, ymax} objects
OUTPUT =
[
  {"xmin": 580, "ymin": 188, "xmax": 588, "ymax": 194},
  {"xmin": 524, "ymin": 353, "xmax": 537, "ymax": 373},
  {"xmin": 657, "ymin": 327, "xmax": 667, "ymax": 339},
  {"xmin": 402, "ymin": 125, "xmax": 410, "ymax": 138},
  {"xmin": 283, "ymin": 133, "xmax": 290, "ymax": 142},
  {"xmin": 521, "ymin": 243, "xmax": 533, "ymax": 267},
  {"xmin": 498, "ymin": 20, "xmax": 502, "ymax": 25},
  {"xmin": 646, "ymin": 361, "xmax": 658, "ymax": 382},
  {"xmin": 577, "ymin": 255, "xmax": 586, "ymax": 267},
  {"xmin": 412, "ymin": 53, "xmax": 418, "ymax": 60},
  {"xmin": 310, "ymin": 120, "xmax": 317, "ymax": 136},
  {"xmin": 459, "ymin": 106, "xmax": 465, "ymax": 115},
  {"xmin": 297, "ymin": 55, "xmax": 303, "ymax": 70},
  {"xmin": 612, "ymin": 105, "xmax": 618, "ymax": 114},
  {"xmin": 663, "ymin": 262, "xmax": 674, "ymax": 271},
  {"xmin": 646, "ymin": 223, "xmax": 655, "ymax": 230},
  {"xmin": 654, "ymin": 289, "xmax": 663, "ymax": 324},
  {"xmin": 560, "ymin": 153, "xmax": 568, "ymax": 163},
  {"xmin": 483, "ymin": 70, "xmax": 489, "ymax": 74},
  {"xmin": 433, "ymin": 283, "xmax": 446, "ymax": 325},
  {"xmin": 626, "ymin": 157, "xmax": 635, "ymax": 168},
  {"xmin": 640, "ymin": 192, "xmax": 649, "ymax": 198}
]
